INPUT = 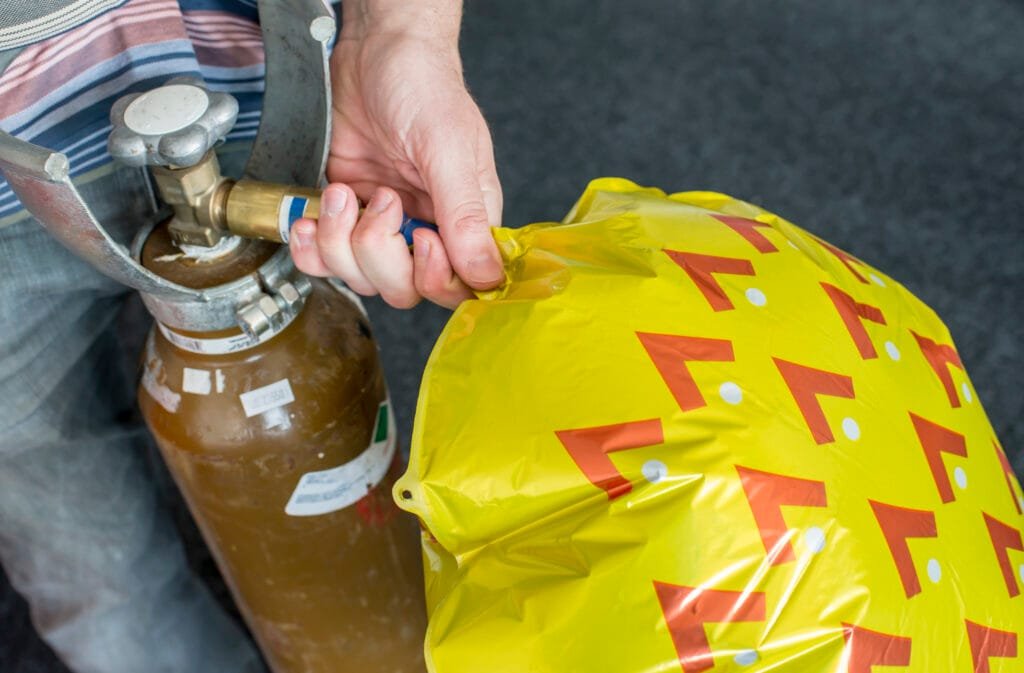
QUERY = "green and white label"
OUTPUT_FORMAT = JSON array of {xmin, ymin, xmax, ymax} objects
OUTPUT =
[{"xmin": 285, "ymin": 400, "xmax": 396, "ymax": 517}]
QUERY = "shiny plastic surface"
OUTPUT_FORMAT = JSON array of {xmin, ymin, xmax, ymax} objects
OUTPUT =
[{"xmin": 395, "ymin": 178, "xmax": 1023, "ymax": 672}]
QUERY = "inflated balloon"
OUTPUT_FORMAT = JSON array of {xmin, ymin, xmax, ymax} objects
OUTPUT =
[{"xmin": 394, "ymin": 178, "xmax": 1023, "ymax": 672}]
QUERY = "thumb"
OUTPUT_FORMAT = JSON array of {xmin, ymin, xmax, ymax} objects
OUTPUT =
[{"xmin": 417, "ymin": 112, "xmax": 503, "ymax": 290}]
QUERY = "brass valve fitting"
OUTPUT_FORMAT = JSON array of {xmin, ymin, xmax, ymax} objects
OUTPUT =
[{"xmin": 150, "ymin": 152, "xmax": 320, "ymax": 247}]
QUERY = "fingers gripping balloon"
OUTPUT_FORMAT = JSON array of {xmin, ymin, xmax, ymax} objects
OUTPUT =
[{"xmin": 393, "ymin": 178, "xmax": 1023, "ymax": 673}]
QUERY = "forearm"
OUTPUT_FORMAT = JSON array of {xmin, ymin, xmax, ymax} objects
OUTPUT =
[{"xmin": 340, "ymin": 0, "xmax": 463, "ymax": 43}]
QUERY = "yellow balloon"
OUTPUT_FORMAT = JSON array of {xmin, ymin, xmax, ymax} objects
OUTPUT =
[{"xmin": 395, "ymin": 178, "xmax": 1023, "ymax": 673}]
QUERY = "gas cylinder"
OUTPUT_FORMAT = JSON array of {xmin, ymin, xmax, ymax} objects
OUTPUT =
[
  {"xmin": 113, "ymin": 79, "xmax": 429, "ymax": 670},
  {"xmin": 0, "ymin": 2, "xmax": 429, "ymax": 669},
  {"xmin": 135, "ymin": 227, "xmax": 427, "ymax": 672}
]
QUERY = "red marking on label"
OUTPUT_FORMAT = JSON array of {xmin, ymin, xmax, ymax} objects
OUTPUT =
[
  {"xmin": 711, "ymin": 214, "xmax": 779, "ymax": 253},
  {"xmin": 355, "ymin": 455, "xmax": 403, "ymax": 526},
  {"xmin": 842, "ymin": 623, "xmax": 912, "ymax": 673},
  {"xmin": 911, "ymin": 331, "xmax": 965, "ymax": 408},
  {"xmin": 773, "ymin": 358, "xmax": 856, "ymax": 444},
  {"xmin": 637, "ymin": 333, "xmax": 735, "ymax": 411},
  {"xmin": 556, "ymin": 419, "xmax": 664, "ymax": 499},
  {"xmin": 909, "ymin": 413, "xmax": 968, "ymax": 504},
  {"xmin": 664, "ymin": 250, "xmax": 755, "ymax": 311},
  {"xmin": 653, "ymin": 582, "xmax": 767, "ymax": 673},
  {"xmin": 966, "ymin": 620, "xmax": 1018, "ymax": 673},
  {"xmin": 821, "ymin": 283, "xmax": 887, "ymax": 359},
  {"xmin": 869, "ymin": 500, "xmax": 938, "ymax": 598},
  {"xmin": 355, "ymin": 491, "xmax": 399, "ymax": 526},
  {"xmin": 736, "ymin": 465, "xmax": 828, "ymax": 565}
]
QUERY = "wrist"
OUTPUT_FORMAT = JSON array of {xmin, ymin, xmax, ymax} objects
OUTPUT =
[{"xmin": 340, "ymin": 0, "xmax": 462, "ymax": 44}]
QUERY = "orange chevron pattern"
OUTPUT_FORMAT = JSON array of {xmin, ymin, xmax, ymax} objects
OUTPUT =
[
  {"xmin": 398, "ymin": 180, "xmax": 1024, "ymax": 673},
  {"xmin": 736, "ymin": 466, "xmax": 828, "ymax": 565},
  {"xmin": 822, "ymin": 283, "xmax": 887, "ymax": 359},
  {"xmin": 555, "ymin": 419, "xmax": 665, "ymax": 499},
  {"xmin": 773, "ymin": 358, "xmax": 856, "ymax": 444},
  {"xmin": 910, "ymin": 413, "xmax": 969, "ymax": 504},
  {"xmin": 653, "ymin": 582, "xmax": 767, "ymax": 673},
  {"xmin": 817, "ymin": 237, "xmax": 871, "ymax": 283},
  {"xmin": 966, "ymin": 621, "xmax": 1018, "ymax": 673},
  {"xmin": 912, "ymin": 331, "xmax": 966, "ymax": 408},
  {"xmin": 982, "ymin": 513, "xmax": 1023, "ymax": 598},
  {"xmin": 994, "ymin": 440, "xmax": 1023, "ymax": 515},
  {"xmin": 711, "ymin": 214, "xmax": 780, "ymax": 253},
  {"xmin": 842, "ymin": 623, "xmax": 912, "ymax": 672},
  {"xmin": 636, "ymin": 333, "xmax": 735, "ymax": 411},
  {"xmin": 664, "ymin": 250, "xmax": 756, "ymax": 311},
  {"xmin": 869, "ymin": 501, "xmax": 939, "ymax": 598}
]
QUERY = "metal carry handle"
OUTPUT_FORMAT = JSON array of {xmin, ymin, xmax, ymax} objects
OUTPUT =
[
  {"xmin": 246, "ymin": 0, "xmax": 336, "ymax": 188},
  {"xmin": 0, "ymin": 133, "xmax": 203, "ymax": 300},
  {"xmin": 0, "ymin": 0, "xmax": 335, "ymax": 299}
]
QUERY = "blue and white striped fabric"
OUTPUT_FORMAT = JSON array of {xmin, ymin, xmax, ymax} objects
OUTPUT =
[{"xmin": 0, "ymin": 0, "xmax": 267, "ymax": 227}]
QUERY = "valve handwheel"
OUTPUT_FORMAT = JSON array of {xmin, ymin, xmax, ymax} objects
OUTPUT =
[{"xmin": 108, "ymin": 79, "xmax": 238, "ymax": 169}]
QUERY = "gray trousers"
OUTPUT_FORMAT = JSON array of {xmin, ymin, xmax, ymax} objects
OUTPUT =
[{"xmin": 0, "ymin": 158, "xmax": 265, "ymax": 673}]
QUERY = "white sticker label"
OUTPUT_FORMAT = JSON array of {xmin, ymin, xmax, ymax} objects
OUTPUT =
[
  {"xmin": 278, "ymin": 195, "xmax": 310, "ymax": 243},
  {"xmin": 239, "ymin": 379, "xmax": 295, "ymax": 418},
  {"xmin": 182, "ymin": 368, "xmax": 212, "ymax": 395},
  {"xmin": 157, "ymin": 317, "xmax": 296, "ymax": 356},
  {"xmin": 141, "ymin": 333, "xmax": 180, "ymax": 413},
  {"xmin": 285, "ymin": 401, "xmax": 396, "ymax": 517}
]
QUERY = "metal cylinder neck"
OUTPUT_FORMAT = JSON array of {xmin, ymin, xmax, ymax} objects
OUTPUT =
[{"xmin": 131, "ymin": 220, "xmax": 311, "ymax": 336}]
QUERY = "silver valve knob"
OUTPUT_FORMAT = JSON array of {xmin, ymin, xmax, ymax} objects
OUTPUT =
[{"xmin": 108, "ymin": 78, "xmax": 239, "ymax": 169}]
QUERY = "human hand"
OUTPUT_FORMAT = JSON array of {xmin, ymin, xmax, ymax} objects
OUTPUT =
[{"xmin": 289, "ymin": 3, "xmax": 503, "ymax": 309}]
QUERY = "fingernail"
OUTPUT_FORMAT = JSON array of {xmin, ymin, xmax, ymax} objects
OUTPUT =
[
  {"xmin": 368, "ymin": 188, "xmax": 394, "ymax": 214},
  {"xmin": 466, "ymin": 255, "xmax": 503, "ymax": 287},
  {"xmin": 292, "ymin": 231, "xmax": 311, "ymax": 251},
  {"xmin": 414, "ymin": 235, "xmax": 431, "ymax": 259},
  {"xmin": 293, "ymin": 227, "xmax": 314, "ymax": 250},
  {"xmin": 323, "ymin": 187, "xmax": 347, "ymax": 216}
]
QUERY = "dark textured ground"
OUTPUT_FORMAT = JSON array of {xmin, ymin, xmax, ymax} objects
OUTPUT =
[{"xmin": 2, "ymin": 0, "xmax": 1022, "ymax": 669}]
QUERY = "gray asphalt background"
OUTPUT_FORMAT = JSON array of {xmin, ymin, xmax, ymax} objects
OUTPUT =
[{"xmin": 2, "ymin": 0, "xmax": 1022, "ymax": 669}]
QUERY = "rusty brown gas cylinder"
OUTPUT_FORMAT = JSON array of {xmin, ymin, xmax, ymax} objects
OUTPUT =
[{"xmin": 135, "ymin": 226, "xmax": 427, "ymax": 672}]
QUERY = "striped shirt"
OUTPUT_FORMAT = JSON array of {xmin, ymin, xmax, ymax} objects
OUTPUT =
[{"xmin": 0, "ymin": 0, "xmax": 267, "ymax": 227}]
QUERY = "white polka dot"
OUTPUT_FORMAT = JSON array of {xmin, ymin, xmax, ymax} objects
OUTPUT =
[
  {"xmin": 961, "ymin": 382, "xmax": 973, "ymax": 404},
  {"xmin": 719, "ymin": 382, "xmax": 743, "ymax": 405},
  {"xmin": 884, "ymin": 341, "xmax": 901, "ymax": 361},
  {"xmin": 1019, "ymin": 564, "xmax": 1024, "ymax": 586},
  {"xmin": 842, "ymin": 417, "xmax": 861, "ymax": 441},
  {"xmin": 870, "ymin": 273, "xmax": 887, "ymax": 287},
  {"xmin": 926, "ymin": 558, "xmax": 942, "ymax": 584},
  {"xmin": 734, "ymin": 650, "xmax": 759, "ymax": 666},
  {"xmin": 642, "ymin": 460, "xmax": 668, "ymax": 484},
  {"xmin": 804, "ymin": 526, "xmax": 826, "ymax": 553},
  {"xmin": 954, "ymin": 467, "xmax": 968, "ymax": 490},
  {"xmin": 745, "ymin": 288, "xmax": 767, "ymax": 307}
]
